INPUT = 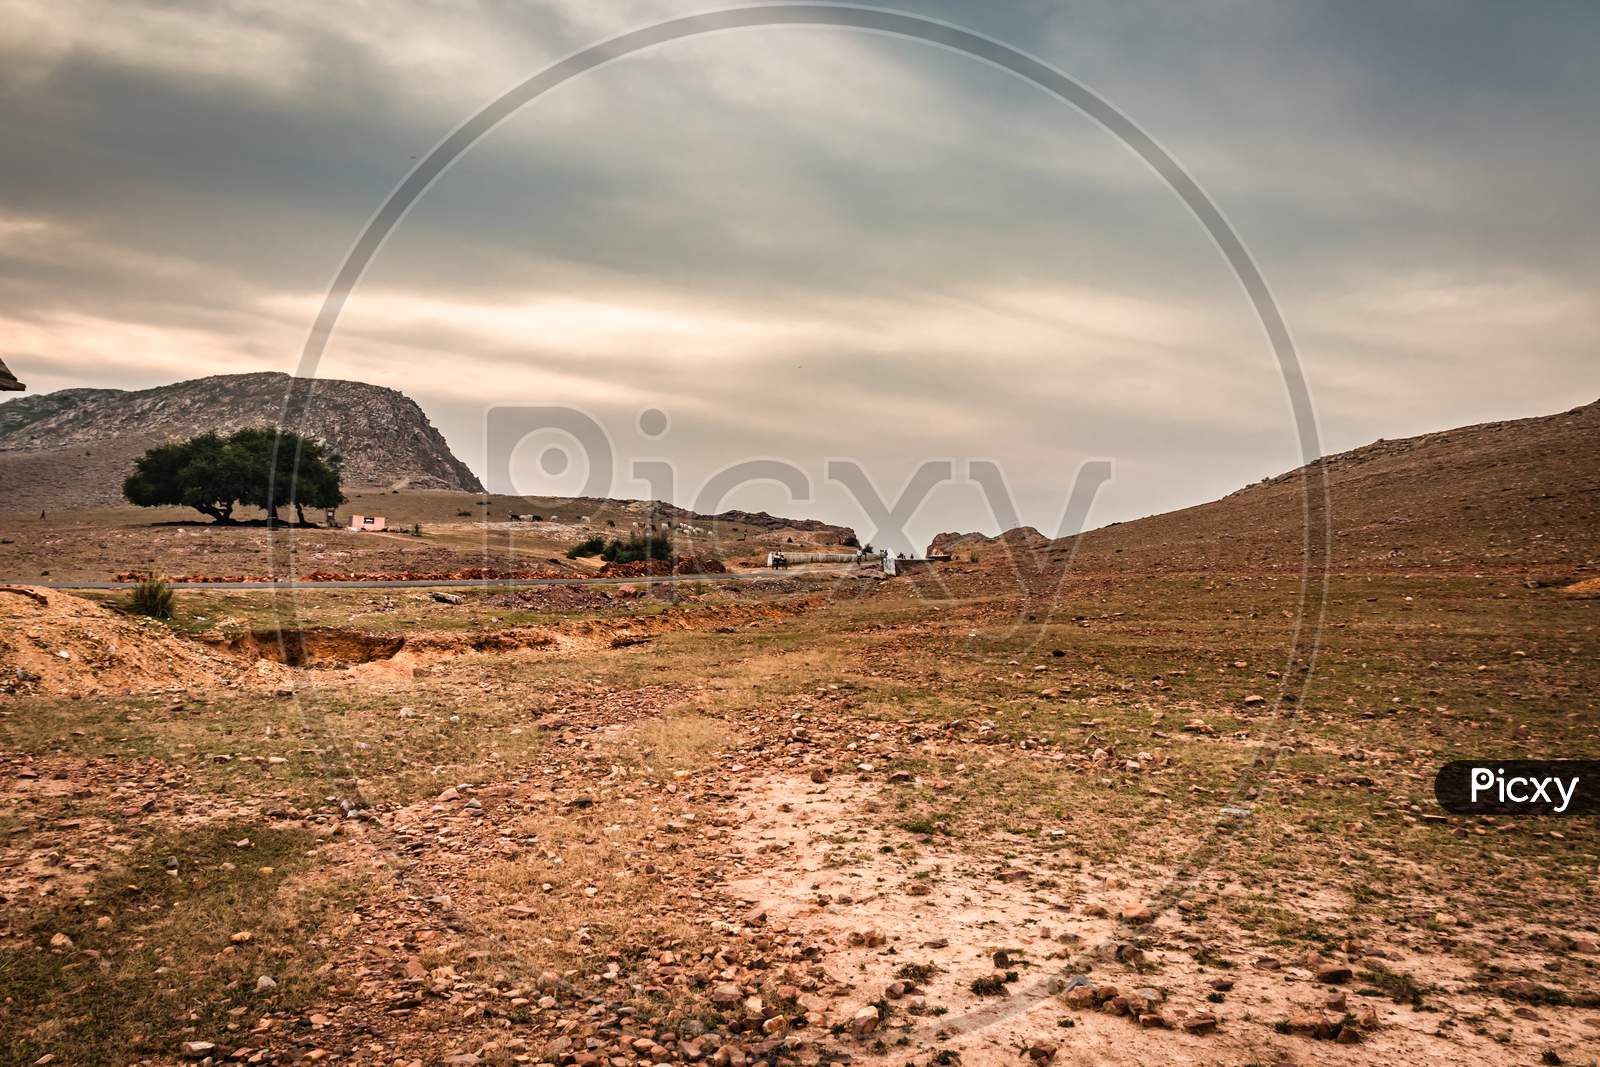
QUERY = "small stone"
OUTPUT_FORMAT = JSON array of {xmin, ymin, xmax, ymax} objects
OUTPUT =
[
  {"xmin": 849, "ymin": 1005, "xmax": 879, "ymax": 1038},
  {"xmin": 180, "ymin": 1042, "xmax": 217, "ymax": 1059},
  {"xmin": 48, "ymin": 932, "xmax": 73, "ymax": 950},
  {"xmin": 1063, "ymin": 986, "xmax": 1097, "ymax": 1009},
  {"xmin": 256, "ymin": 975, "xmax": 278, "ymax": 992},
  {"xmin": 230, "ymin": 930, "xmax": 253, "ymax": 944},
  {"xmin": 1180, "ymin": 1013, "xmax": 1218, "ymax": 1035},
  {"xmin": 1315, "ymin": 964, "xmax": 1352, "ymax": 985},
  {"xmin": 1026, "ymin": 1041, "xmax": 1057, "ymax": 1063},
  {"xmin": 1119, "ymin": 903, "xmax": 1156, "ymax": 924}
]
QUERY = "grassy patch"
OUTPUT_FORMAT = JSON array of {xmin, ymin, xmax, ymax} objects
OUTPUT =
[{"xmin": 0, "ymin": 822, "xmax": 342, "ymax": 1065}]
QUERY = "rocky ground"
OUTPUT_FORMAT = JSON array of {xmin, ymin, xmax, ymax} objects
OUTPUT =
[{"xmin": 2, "ymin": 566, "xmax": 1597, "ymax": 1066}]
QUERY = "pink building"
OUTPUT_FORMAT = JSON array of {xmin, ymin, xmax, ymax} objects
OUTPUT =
[{"xmin": 348, "ymin": 514, "xmax": 387, "ymax": 532}]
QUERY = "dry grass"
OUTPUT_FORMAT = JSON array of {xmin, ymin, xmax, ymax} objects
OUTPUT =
[{"xmin": 0, "ymin": 823, "xmax": 353, "ymax": 1065}]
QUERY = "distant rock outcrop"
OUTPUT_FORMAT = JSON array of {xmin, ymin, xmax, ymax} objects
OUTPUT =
[
  {"xmin": 0, "ymin": 372, "xmax": 483, "ymax": 509},
  {"xmin": 928, "ymin": 526, "xmax": 1048, "ymax": 558}
]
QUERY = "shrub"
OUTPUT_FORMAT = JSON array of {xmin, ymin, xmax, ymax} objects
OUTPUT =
[
  {"xmin": 600, "ymin": 533, "xmax": 673, "ymax": 564},
  {"xmin": 566, "ymin": 535, "xmax": 607, "ymax": 559},
  {"xmin": 126, "ymin": 576, "xmax": 175, "ymax": 620}
]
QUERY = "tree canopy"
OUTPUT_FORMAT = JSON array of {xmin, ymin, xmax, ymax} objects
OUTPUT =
[{"xmin": 122, "ymin": 428, "xmax": 345, "ymax": 523}]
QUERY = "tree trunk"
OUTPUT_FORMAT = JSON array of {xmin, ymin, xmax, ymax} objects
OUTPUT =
[{"xmin": 295, "ymin": 503, "xmax": 307, "ymax": 526}]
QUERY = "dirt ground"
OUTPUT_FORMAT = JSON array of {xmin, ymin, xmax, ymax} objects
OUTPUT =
[
  {"xmin": 1, "ymin": 564, "xmax": 1597, "ymax": 1067},
  {"xmin": 0, "ymin": 493, "xmax": 852, "ymax": 583}
]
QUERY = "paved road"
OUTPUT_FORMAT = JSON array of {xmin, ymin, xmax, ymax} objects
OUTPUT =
[{"xmin": 8, "ymin": 566, "xmax": 867, "ymax": 592}]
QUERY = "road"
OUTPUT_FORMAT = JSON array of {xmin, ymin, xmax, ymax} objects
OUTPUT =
[{"xmin": 7, "ymin": 565, "xmax": 868, "ymax": 592}]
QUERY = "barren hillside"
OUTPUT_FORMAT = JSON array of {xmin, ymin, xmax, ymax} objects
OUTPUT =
[{"xmin": 954, "ymin": 399, "xmax": 1600, "ymax": 575}]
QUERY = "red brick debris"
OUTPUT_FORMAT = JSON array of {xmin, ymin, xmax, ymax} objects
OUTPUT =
[
  {"xmin": 111, "ymin": 567, "xmax": 572, "ymax": 584},
  {"xmin": 594, "ymin": 557, "xmax": 729, "ymax": 579}
]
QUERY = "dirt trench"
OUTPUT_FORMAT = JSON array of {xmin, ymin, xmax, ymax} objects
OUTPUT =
[{"xmin": 211, "ymin": 628, "xmax": 408, "ymax": 667}]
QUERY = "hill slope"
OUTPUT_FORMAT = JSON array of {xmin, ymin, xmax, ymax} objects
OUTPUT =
[
  {"xmin": 958, "ymin": 399, "xmax": 1600, "ymax": 575},
  {"xmin": 0, "ymin": 372, "xmax": 484, "ymax": 509}
]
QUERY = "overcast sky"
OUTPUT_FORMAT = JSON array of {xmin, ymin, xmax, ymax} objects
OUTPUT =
[{"xmin": 1, "ymin": 1, "xmax": 1596, "ymax": 551}]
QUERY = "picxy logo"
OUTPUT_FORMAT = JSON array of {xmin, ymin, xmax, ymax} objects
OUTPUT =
[{"xmin": 1435, "ymin": 760, "xmax": 1596, "ymax": 816}]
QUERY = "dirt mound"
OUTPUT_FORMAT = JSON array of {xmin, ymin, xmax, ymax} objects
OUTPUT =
[{"xmin": 0, "ymin": 586, "xmax": 236, "ymax": 696}]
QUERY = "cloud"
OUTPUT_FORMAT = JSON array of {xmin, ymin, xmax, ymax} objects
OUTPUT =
[{"xmin": 0, "ymin": 0, "xmax": 1596, "ymax": 550}]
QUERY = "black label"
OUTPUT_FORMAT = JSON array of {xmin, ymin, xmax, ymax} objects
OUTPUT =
[{"xmin": 1435, "ymin": 760, "xmax": 1599, "ymax": 816}]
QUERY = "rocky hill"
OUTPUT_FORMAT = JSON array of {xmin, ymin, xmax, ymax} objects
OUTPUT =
[
  {"xmin": 0, "ymin": 372, "xmax": 483, "ymax": 510},
  {"xmin": 957, "ymin": 398, "xmax": 1600, "ymax": 576}
]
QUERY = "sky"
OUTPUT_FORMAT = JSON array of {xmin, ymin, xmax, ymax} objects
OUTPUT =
[{"xmin": 1, "ymin": 0, "xmax": 1596, "ymax": 552}]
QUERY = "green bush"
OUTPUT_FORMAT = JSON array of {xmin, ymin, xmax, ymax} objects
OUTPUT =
[
  {"xmin": 566, "ymin": 535, "xmax": 607, "ymax": 559},
  {"xmin": 126, "ymin": 576, "xmax": 175, "ymax": 620},
  {"xmin": 600, "ymin": 533, "xmax": 673, "ymax": 564}
]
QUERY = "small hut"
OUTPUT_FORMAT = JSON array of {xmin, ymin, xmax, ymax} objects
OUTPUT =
[{"xmin": 0, "ymin": 357, "xmax": 23, "ymax": 392}]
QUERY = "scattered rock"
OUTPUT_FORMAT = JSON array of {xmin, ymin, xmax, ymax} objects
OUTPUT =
[
  {"xmin": 1026, "ymin": 1040, "xmax": 1058, "ymax": 1063},
  {"xmin": 1119, "ymin": 903, "xmax": 1156, "ymax": 924}
]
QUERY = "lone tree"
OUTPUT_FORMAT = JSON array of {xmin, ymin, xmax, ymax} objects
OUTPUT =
[{"xmin": 123, "ymin": 428, "xmax": 344, "ymax": 524}]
